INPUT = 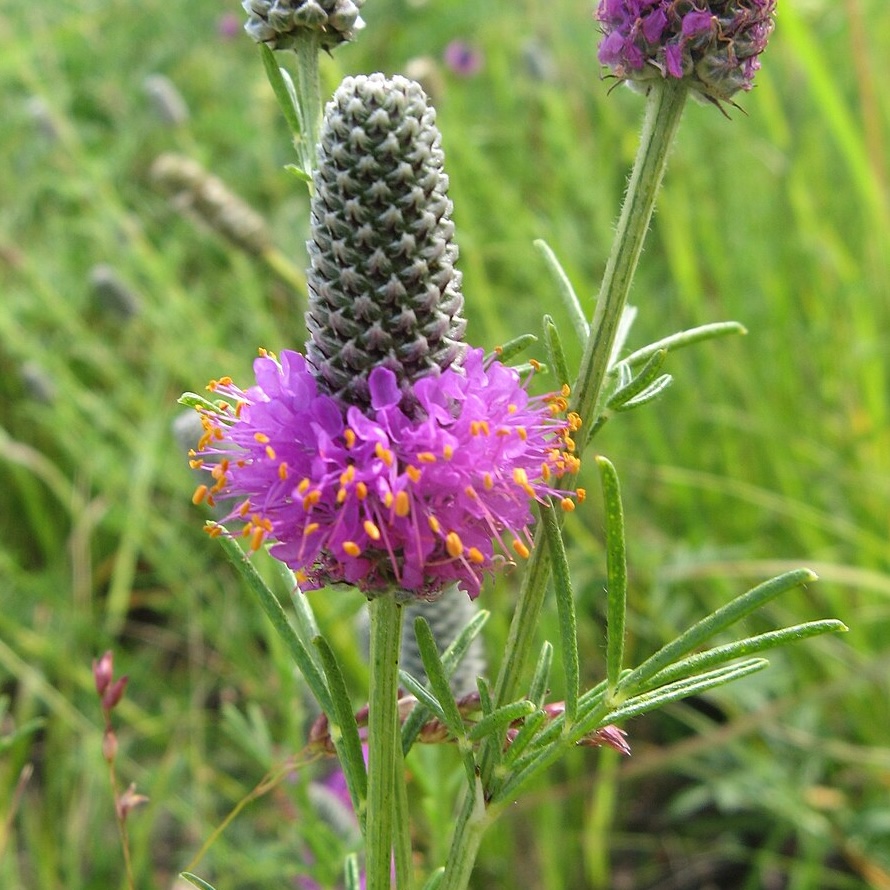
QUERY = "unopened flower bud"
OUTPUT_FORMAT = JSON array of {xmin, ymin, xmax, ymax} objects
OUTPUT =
[
  {"xmin": 102, "ymin": 675, "xmax": 129, "ymax": 713},
  {"xmin": 242, "ymin": 0, "xmax": 365, "ymax": 51},
  {"xmin": 102, "ymin": 727, "xmax": 119, "ymax": 762},
  {"xmin": 93, "ymin": 651, "xmax": 114, "ymax": 696},
  {"xmin": 596, "ymin": 0, "xmax": 776, "ymax": 104}
]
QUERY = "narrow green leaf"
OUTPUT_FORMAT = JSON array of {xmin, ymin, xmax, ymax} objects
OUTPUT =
[
  {"xmin": 401, "ymin": 609, "xmax": 489, "ymax": 753},
  {"xmin": 413, "ymin": 618, "xmax": 479, "ymax": 789},
  {"xmin": 641, "ymin": 619, "xmax": 848, "ymax": 690},
  {"xmin": 468, "ymin": 700, "xmax": 536, "ymax": 742},
  {"xmin": 422, "ymin": 868, "xmax": 445, "ymax": 890},
  {"xmin": 284, "ymin": 163, "xmax": 315, "ymax": 183},
  {"xmin": 177, "ymin": 392, "xmax": 226, "ymax": 414},
  {"xmin": 179, "ymin": 874, "xmax": 218, "ymax": 890},
  {"xmin": 485, "ymin": 333, "xmax": 538, "ymax": 365},
  {"xmin": 614, "ymin": 373, "xmax": 673, "ymax": 411},
  {"xmin": 597, "ymin": 457, "xmax": 627, "ymax": 697},
  {"xmin": 607, "ymin": 349, "xmax": 667, "ymax": 408},
  {"xmin": 527, "ymin": 641, "xmax": 553, "ymax": 709},
  {"xmin": 413, "ymin": 618, "xmax": 468, "ymax": 741},
  {"xmin": 542, "ymin": 504, "xmax": 579, "ymax": 725},
  {"xmin": 217, "ymin": 536, "xmax": 331, "ymax": 715},
  {"xmin": 534, "ymin": 239, "xmax": 589, "ymax": 345},
  {"xmin": 605, "ymin": 659, "xmax": 769, "ymax": 723},
  {"xmin": 399, "ymin": 669, "xmax": 448, "ymax": 723},
  {"xmin": 616, "ymin": 568, "xmax": 817, "ymax": 697},
  {"xmin": 344, "ymin": 854, "xmax": 362, "ymax": 890},
  {"xmin": 543, "ymin": 315, "xmax": 572, "ymax": 388},
  {"xmin": 501, "ymin": 709, "xmax": 547, "ymax": 768},
  {"xmin": 314, "ymin": 635, "xmax": 368, "ymax": 823},
  {"xmin": 622, "ymin": 320, "xmax": 747, "ymax": 368},
  {"xmin": 259, "ymin": 44, "xmax": 302, "ymax": 139}
]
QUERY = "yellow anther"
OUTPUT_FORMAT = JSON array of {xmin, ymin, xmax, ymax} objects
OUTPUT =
[
  {"xmin": 445, "ymin": 532, "xmax": 464, "ymax": 558},
  {"xmin": 443, "ymin": 444, "xmax": 454, "ymax": 460},
  {"xmin": 238, "ymin": 499, "xmax": 251, "ymax": 517},
  {"xmin": 468, "ymin": 547, "xmax": 485, "ymax": 564},
  {"xmin": 205, "ymin": 523, "xmax": 223, "ymax": 538},
  {"xmin": 254, "ymin": 432, "xmax": 270, "ymax": 444},
  {"xmin": 482, "ymin": 472, "xmax": 494, "ymax": 490},
  {"xmin": 428, "ymin": 516, "xmax": 441, "ymax": 534},
  {"xmin": 265, "ymin": 445, "xmax": 276, "ymax": 460},
  {"xmin": 297, "ymin": 478, "xmax": 311, "ymax": 495},
  {"xmin": 304, "ymin": 522, "xmax": 320, "ymax": 536},
  {"xmin": 512, "ymin": 539, "xmax": 530, "ymax": 559},
  {"xmin": 406, "ymin": 465, "xmax": 422, "ymax": 483},
  {"xmin": 508, "ymin": 403, "xmax": 517, "ymax": 414},
  {"xmin": 363, "ymin": 520, "xmax": 381, "ymax": 540},
  {"xmin": 337, "ymin": 487, "xmax": 347, "ymax": 504},
  {"xmin": 464, "ymin": 485, "xmax": 478, "ymax": 499},
  {"xmin": 567, "ymin": 412, "xmax": 582, "ymax": 431},
  {"xmin": 302, "ymin": 490, "xmax": 321, "ymax": 510},
  {"xmin": 517, "ymin": 426, "xmax": 527, "ymax": 441},
  {"xmin": 343, "ymin": 541, "xmax": 361, "ymax": 557},
  {"xmin": 278, "ymin": 463, "xmax": 288, "ymax": 480},
  {"xmin": 356, "ymin": 481, "xmax": 368, "ymax": 500},
  {"xmin": 560, "ymin": 497, "xmax": 576, "ymax": 512},
  {"xmin": 541, "ymin": 463, "xmax": 552, "ymax": 481},
  {"xmin": 384, "ymin": 491, "xmax": 394, "ymax": 508},
  {"xmin": 340, "ymin": 465, "xmax": 355, "ymax": 485},
  {"xmin": 192, "ymin": 484, "xmax": 209, "ymax": 505},
  {"xmin": 344, "ymin": 428, "xmax": 356, "ymax": 449},
  {"xmin": 529, "ymin": 358, "xmax": 541, "ymax": 371},
  {"xmin": 394, "ymin": 491, "xmax": 410, "ymax": 517},
  {"xmin": 417, "ymin": 452, "xmax": 437, "ymax": 464},
  {"xmin": 512, "ymin": 467, "xmax": 535, "ymax": 496},
  {"xmin": 375, "ymin": 442, "xmax": 394, "ymax": 467},
  {"xmin": 576, "ymin": 488, "xmax": 587, "ymax": 503},
  {"xmin": 249, "ymin": 526, "xmax": 265, "ymax": 552}
]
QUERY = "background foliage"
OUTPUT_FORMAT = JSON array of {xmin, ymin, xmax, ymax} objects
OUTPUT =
[{"xmin": 1, "ymin": 0, "xmax": 888, "ymax": 887}]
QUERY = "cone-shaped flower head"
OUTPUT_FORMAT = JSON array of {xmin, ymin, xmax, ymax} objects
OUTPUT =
[
  {"xmin": 596, "ymin": 0, "xmax": 776, "ymax": 103},
  {"xmin": 242, "ymin": 0, "xmax": 364, "ymax": 50},
  {"xmin": 306, "ymin": 74, "xmax": 467, "ymax": 412},
  {"xmin": 188, "ymin": 74, "xmax": 582, "ymax": 600}
]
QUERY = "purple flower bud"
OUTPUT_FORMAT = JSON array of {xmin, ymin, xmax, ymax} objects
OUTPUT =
[
  {"xmin": 443, "ymin": 40, "xmax": 484, "ymax": 77},
  {"xmin": 93, "ymin": 651, "xmax": 114, "ymax": 696},
  {"xmin": 595, "ymin": 0, "xmax": 776, "ymax": 103},
  {"xmin": 102, "ymin": 675, "xmax": 129, "ymax": 712}
]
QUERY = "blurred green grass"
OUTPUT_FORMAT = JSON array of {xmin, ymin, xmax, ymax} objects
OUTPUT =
[{"xmin": 1, "ymin": 0, "xmax": 889, "ymax": 888}]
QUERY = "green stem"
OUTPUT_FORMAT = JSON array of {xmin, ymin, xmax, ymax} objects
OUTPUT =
[
  {"xmin": 441, "ymin": 80, "xmax": 691, "ymax": 889},
  {"xmin": 570, "ymin": 78, "xmax": 688, "ymax": 427},
  {"xmin": 492, "ymin": 79, "xmax": 689, "ymax": 732},
  {"xmin": 293, "ymin": 32, "xmax": 323, "ymax": 193},
  {"xmin": 366, "ymin": 594, "xmax": 405, "ymax": 890},
  {"xmin": 437, "ymin": 776, "xmax": 491, "ymax": 890}
]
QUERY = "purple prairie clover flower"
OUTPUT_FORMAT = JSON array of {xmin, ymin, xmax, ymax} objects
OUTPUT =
[
  {"xmin": 191, "ymin": 348, "xmax": 582, "ymax": 600},
  {"xmin": 596, "ymin": 0, "xmax": 776, "ymax": 103}
]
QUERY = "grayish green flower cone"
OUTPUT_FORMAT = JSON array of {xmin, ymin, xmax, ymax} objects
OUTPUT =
[
  {"xmin": 242, "ymin": 0, "xmax": 365, "ymax": 51},
  {"xmin": 306, "ymin": 73, "xmax": 468, "ymax": 411}
]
